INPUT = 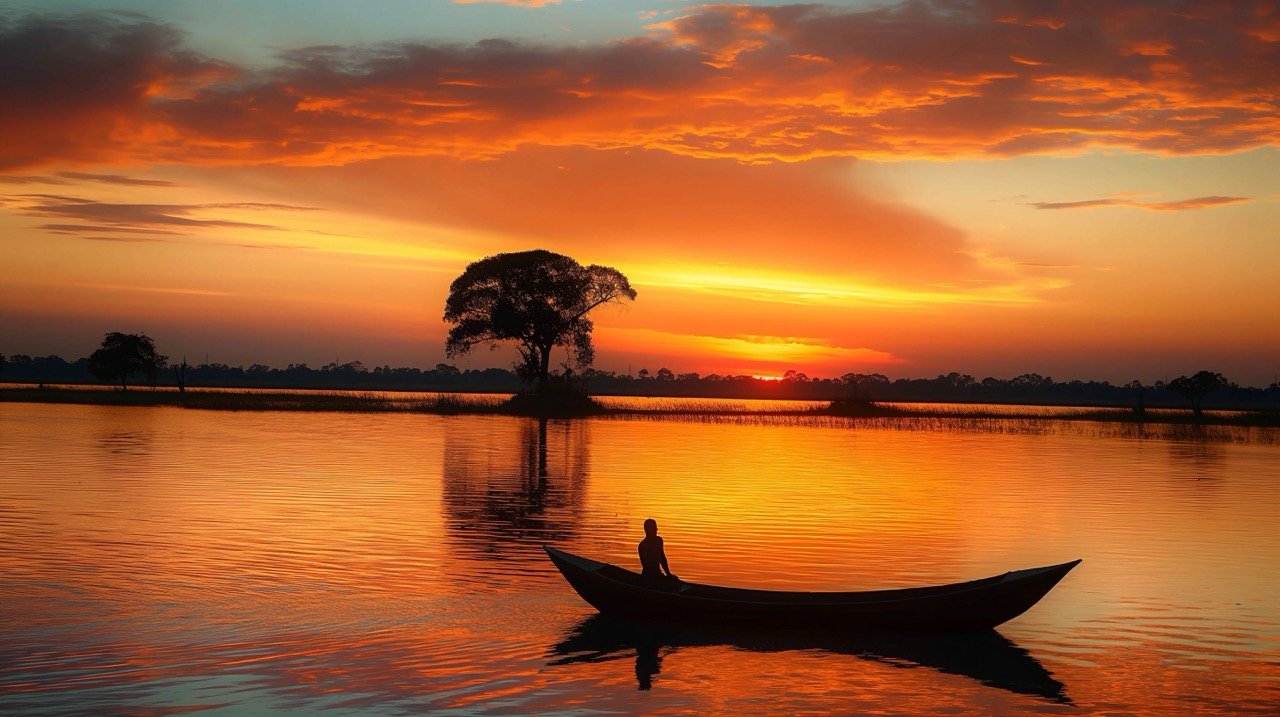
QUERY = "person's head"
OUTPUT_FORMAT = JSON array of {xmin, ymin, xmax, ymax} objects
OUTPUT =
[{"xmin": 643, "ymin": 518, "xmax": 658, "ymax": 536}]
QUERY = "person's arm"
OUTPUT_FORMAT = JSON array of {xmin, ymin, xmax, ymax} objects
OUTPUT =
[{"xmin": 658, "ymin": 539, "xmax": 676, "ymax": 578}]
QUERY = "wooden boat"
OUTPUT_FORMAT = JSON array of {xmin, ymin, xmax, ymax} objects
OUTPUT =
[{"xmin": 544, "ymin": 546, "xmax": 1081, "ymax": 632}]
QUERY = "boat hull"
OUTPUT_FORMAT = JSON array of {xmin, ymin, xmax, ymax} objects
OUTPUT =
[{"xmin": 545, "ymin": 546, "xmax": 1080, "ymax": 632}]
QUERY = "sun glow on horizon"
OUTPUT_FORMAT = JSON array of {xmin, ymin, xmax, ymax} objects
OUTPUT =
[
  {"xmin": 631, "ymin": 265, "xmax": 1065, "ymax": 309},
  {"xmin": 596, "ymin": 326, "xmax": 903, "ymax": 379}
]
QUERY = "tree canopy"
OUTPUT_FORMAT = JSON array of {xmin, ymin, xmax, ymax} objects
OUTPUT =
[
  {"xmin": 1167, "ymin": 370, "xmax": 1230, "ymax": 416},
  {"xmin": 443, "ymin": 249, "xmax": 636, "ymax": 393},
  {"xmin": 87, "ymin": 332, "xmax": 166, "ymax": 390}
]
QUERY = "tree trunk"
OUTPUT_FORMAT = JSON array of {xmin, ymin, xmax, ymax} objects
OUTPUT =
[{"xmin": 537, "ymin": 344, "xmax": 553, "ymax": 394}]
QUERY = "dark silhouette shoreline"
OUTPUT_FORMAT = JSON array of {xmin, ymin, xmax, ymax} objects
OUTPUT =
[
  {"xmin": 2, "ymin": 385, "xmax": 1276, "ymax": 429},
  {"xmin": 3, "ymin": 354, "xmax": 1277, "ymax": 411}
]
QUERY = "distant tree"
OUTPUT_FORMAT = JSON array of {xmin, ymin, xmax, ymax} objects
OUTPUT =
[
  {"xmin": 656, "ymin": 367, "xmax": 674, "ymax": 381},
  {"xmin": 173, "ymin": 356, "xmax": 189, "ymax": 393},
  {"xmin": 940, "ymin": 372, "xmax": 975, "ymax": 389},
  {"xmin": 638, "ymin": 368, "xmax": 650, "ymax": 379},
  {"xmin": 443, "ymin": 249, "xmax": 636, "ymax": 394},
  {"xmin": 1167, "ymin": 371, "xmax": 1229, "ymax": 417},
  {"xmin": 326, "ymin": 360, "xmax": 365, "ymax": 374},
  {"xmin": 87, "ymin": 332, "xmax": 166, "ymax": 390},
  {"xmin": 839, "ymin": 372, "xmax": 889, "ymax": 401},
  {"xmin": 1011, "ymin": 372, "xmax": 1052, "ymax": 389},
  {"xmin": 842, "ymin": 372, "xmax": 889, "ymax": 385},
  {"xmin": 1125, "ymin": 379, "xmax": 1146, "ymax": 416}
]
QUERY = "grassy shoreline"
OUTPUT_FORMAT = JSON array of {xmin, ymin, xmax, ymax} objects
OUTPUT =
[{"xmin": 2, "ymin": 385, "xmax": 1276, "ymax": 428}]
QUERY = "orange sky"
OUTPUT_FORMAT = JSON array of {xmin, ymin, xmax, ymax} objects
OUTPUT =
[{"xmin": 1, "ymin": 1, "xmax": 1278, "ymax": 384}]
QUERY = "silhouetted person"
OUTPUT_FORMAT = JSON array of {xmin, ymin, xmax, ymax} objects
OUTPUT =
[{"xmin": 638, "ymin": 518, "xmax": 677, "ymax": 581}]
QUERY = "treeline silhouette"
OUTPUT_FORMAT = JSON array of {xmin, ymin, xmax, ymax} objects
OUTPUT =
[
  {"xmin": 3, "ymin": 354, "xmax": 1277, "ymax": 410},
  {"xmin": 2, "ymin": 355, "xmax": 519, "ymax": 393}
]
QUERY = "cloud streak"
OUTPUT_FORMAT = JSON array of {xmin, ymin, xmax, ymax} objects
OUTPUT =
[
  {"xmin": 2, "ymin": 2, "xmax": 1277, "ymax": 169},
  {"xmin": 0, "ymin": 172, "xmax": 177, "ymax": 186},
  {"xmin": 1031, "ymin": 195, "xmax": 1250, "ymax": 210},
  {"xmin": 5, "ymin": 193, "xmax": 323, "ymax": 241},
  {"xmin": 55, "ymin": 172, "xmax": 179, "ymax": 187},
  {"xmin": 76, "ymin": 282, "xmax": 234, "ymax": 296}
]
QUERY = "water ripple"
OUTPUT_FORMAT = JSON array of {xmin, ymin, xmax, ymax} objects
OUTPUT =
[{"xmin": 1, "ymin": 403, "xmax": 1277, "ymax": 715}]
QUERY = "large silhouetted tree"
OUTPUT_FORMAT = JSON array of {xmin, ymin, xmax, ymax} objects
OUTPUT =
[
  {"xmin": 88, "ymin": 332, "xmax": 167, "ymax": 390},
  {"xmin": 1167, "ymin": 370, "xmax": 1230, "ymax": 417},
  {"xmin": 443, "ymin": 250, "xmax": 636, "ymax": 394}
]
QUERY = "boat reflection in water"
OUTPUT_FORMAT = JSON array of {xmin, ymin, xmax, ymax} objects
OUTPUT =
[{"xmin": 549, "ymin": 614, "xmax": 1071, "ymax": 703}]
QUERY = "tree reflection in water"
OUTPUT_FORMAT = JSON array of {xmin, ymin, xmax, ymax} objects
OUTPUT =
[
  {"xmin": 1168, "ymin": 438, "xmax": 1228, "ymax": 481},
  {"xmin": 550, "ymin": 614, "xmax": 1071, "ymax": 704},
  {"xmin": 442, "ymin": 417, "xmax": 590, "ymax": 562}
]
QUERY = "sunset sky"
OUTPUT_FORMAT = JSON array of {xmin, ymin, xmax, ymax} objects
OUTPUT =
[{"xmin": 2, "ymin": 0, "xmax": 1277, "ymax": 384}]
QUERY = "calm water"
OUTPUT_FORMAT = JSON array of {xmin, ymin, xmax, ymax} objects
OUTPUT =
[{"xmin": 1, "ymin": 402, "xmax": 1277, "ymax": 715}]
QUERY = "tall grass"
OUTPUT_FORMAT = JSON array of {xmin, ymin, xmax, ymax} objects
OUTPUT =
[{"xmin": 2, "ymin": 386, "xmax": 1275, "ymax": 442}]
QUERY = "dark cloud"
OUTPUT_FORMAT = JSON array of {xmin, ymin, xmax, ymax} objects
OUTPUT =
[
  {"xmin": 0, "ymin": 12, "xmax": 235, "ymax": 169},
  {"xmin": 1, "ymin": 2, "xmax": 1277, "ymax": 168}
]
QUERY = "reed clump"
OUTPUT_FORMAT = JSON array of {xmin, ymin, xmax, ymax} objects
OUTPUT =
[
  {"xmin": 500, "ymin": 391, "xmax": 605, "ymax": 418},
  {"xmin": 820, "ymin": 398, "xmax": 911, "ymax": 418},
  {"xmin": 411, "ymin": 394, "xmax": 502, "ymax": 414}
]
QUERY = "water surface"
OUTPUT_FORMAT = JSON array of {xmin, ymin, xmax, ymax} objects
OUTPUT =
[{"xmin": 1, "ymin": 402, "xmax": 1277, "ymax": 714}]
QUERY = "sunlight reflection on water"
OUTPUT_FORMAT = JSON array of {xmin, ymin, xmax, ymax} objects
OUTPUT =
[{"xmin": 1, "ymin": 402, "xmax": 1277, "ymax": 715}]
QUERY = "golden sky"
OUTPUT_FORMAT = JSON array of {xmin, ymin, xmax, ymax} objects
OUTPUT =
[{"xmin": 1, "ymin": 1, "xmax": 1277, "ymax": 383}]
